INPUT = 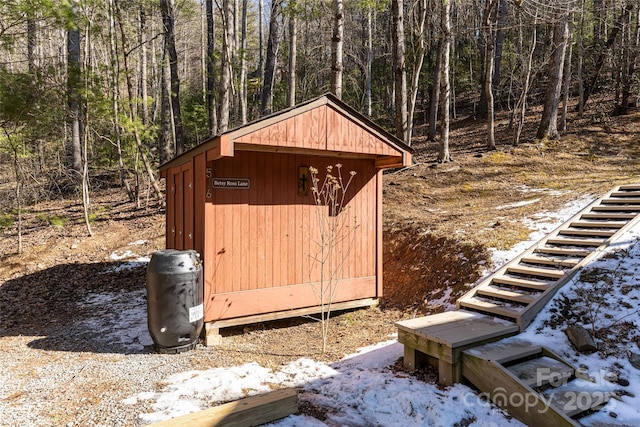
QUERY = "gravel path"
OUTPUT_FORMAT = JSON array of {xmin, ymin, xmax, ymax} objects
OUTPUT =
[{"xmin": 0, "ymin": 259, "xmax": 399, "ymax": 427}]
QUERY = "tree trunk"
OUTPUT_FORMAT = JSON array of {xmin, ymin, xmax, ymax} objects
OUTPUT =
[
  {"xmin": 365, "ymin": 6, "xmax": 373, "ymax": 117},
  {"xmin": 582, "ymin": 2, "xmax": 633, "ymax": 109},
  {"xmin": 438, "ymin": 0, "xmax": 452, "ymax": 163},
  {"xmin": 407, "ymin": 0, "xmax": 427, "ymax": 146},
  {"xmin": 159, "ymin": 50, "xmax": 174, "ymax": 164},
  {"xmin": 483, "ymin": 0, "xmax": 498, "ymax": 150},
  {"xmin": 139, "ymin": 6, "xmax": 149, "ymax": 126},
  {"xmin": 240, "ymin": 0, "xmax": 249, "ymax": 122},
  {"xmin": 287, "ymin": 14, "xmax": 297, "ymax": 108},
  {"xmin": 513, "ymin": 12, "xmax": 537, "ymax": 146},
  {"xmin": 258, "ymin": 0, "xmax": 264, "ymax": 79},
  {"xmin": 560, "ymin": 12, "xmax": 575, "ymax": 131},
  {"xmin": 616, "ymin": 8, "xmax": 639, "ymax": 115},
  {"xmin": 219, "ymin": 0, "xmax": 233, "ymax": 131},
  {"xmin": 330, "ymin": 0, "xmax": 344, "ymax": 99},
  {"xmin": 67, "ymin": 3, "xmax": 83, "ymax": 180},
  {"xmin": 428, "ymin": 40, "xmax": 441, "ymax": 142},
  {"xmin": 206, "ymin": 0, "xmax": 218, "ymax": 135},
  {"xmin": 27, "ymin": 13, "xmax": 36, "ymax": 74},
  {"xmin": 391, "ymin": 0, "xmax": 408, "ymax": 143},
  {"xmin": 160, "ymin": 0, "xmax": 184, "ymax": 155},
  {"xmin": 492, "ymin": 0, "xmax": 508, "ymax": 94},
  {"xmin": 260, "ymin": 0, "xmax": 282, "ymax": 116},
  {"xmin": 537, "ymin": 13, "xmax": 570, "ymax": 140},
  {"xmin": 577, "ymin": 0, "xmax": 585, "ymax": 116}
]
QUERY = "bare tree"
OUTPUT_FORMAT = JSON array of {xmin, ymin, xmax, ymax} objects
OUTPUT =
[
  {"xmin": 582, "ymin": 2, "xmax": 634, "ymax": 109},
  {"xmin": 330, "ymin": 0, "xmax": 344, "ymax": 99},
  {"xmin": 160, "ymin": 0, "xmax": 185, "ymax": 155},
  {"xmin": 512, "ymin": 9, "xmax": 538, "ymax": 145},
  {"xmin": 560, "ymin": 11, "xmax": 574, "ymax": 131},
  {"xmin": 391, "ymin": 0, "xmax": 408, "ymax": 143},
  {"xmin": 615, "ymin": 6, "xmax": 639, "ymax": 115},
  {"xmin": 537, "ymin": 11, "xmax": 570, "ymax": 140},
  {"xmin": 364, "ymin": 5, "xmax": 373, "ymax": 117},
  {"xmin": 428, "ymin": 39, "xmax": 441, "ymax": 142},
  {"xmin": 407, "ymin": 0, "xmax": 427, "ymax": 145},
  {"xmin": 287, "ymin": 12, "xmax": 297, "ymax": 108},
  {"xmin": 67, "ymin": 1, "xmax": 83, "ymax": 179},
  {"xmin": 219, "ymin": 0, "xmax": 233, "ymax": 131},
  {"xmin": 206, "ymin": 0, "xmax": 218, "ymax": 134},
  {"xmin": 438, "ymin": 0, "xmax": 452, "ymax": 163},
  {"xmin": 483, "ymin": 0, "xmax": 498, "ymax": 150},
  {"xmin": 239, "ymin": 0, "xmax": 249, "ymax": 122},
  {"xmin": 260, "ymin": 0, "xmax": 282, "ymax": 116}
]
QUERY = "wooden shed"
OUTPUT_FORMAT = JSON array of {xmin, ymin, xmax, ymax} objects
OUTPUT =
[{"xmin": 159, "ymin": 94, "xmax": 412, "ymax": 340}]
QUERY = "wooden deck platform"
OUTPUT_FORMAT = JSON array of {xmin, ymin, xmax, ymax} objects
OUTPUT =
[{"xmin": 396, "ymin": 310, "xmax": 518, "ymax": 385}]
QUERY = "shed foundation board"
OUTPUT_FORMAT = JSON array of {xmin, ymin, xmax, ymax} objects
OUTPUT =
[{"xmin": 203, "ymin": 298, "xmax": 378, "ymax": 346}]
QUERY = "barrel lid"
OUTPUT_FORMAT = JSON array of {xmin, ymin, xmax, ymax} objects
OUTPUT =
[{"xmin": 147, "ymin": 249, "xmax": 201, "ymax": 274}]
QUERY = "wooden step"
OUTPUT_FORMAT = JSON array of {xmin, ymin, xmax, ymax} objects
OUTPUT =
[
  {"xmin": 507, "ymin": 356, "xmax": 574, "ymax": 388},
  {"xmin": 611, "ymin": 190, "xmax": 640, "ymax": 197},
  {"xmin": 542, "ymin": 383, "xmax": 613, "ymax": 418},
  {"xmin": 600, "ymin": 197, "xmax": 640, "ymax": 204},
  {"xmin": 457, "ymin": 298, "xmax": 522, "ymax": 320},
  {"xmin": 558, "ymin": 229, "xmax": 616, "ymax": 237},
  {"xmin": 506, "ymin": 265, "xmax": 565, "ymax": 279},
  {"xmin": 581, "ymin": 212, "xmax": 636, "ymax": 220},
  {"xmin": 569, "ymin": 220, "xmax": 626, "ymax": 229},
  {"xmin": 520, "ymin": 255, "xmax": 580, "ymax": 268},
  {"xmin": 464, "ymin": 340, "xmax": 542, "ymax": 364},
  {"xmin": 591, "ymin": 205, "xmax": 640, "ymax": 212},
  {"xmin": 492, "ymin": 276, "xmax": 552, "ymax": 291},
  {"xmin": 476, "ymin": 287, "xmax": 537, "ymax": 304},
  {"xmin": 546, "ymin": 237, "xmax": 606, "ymax": 247},
  {"xmin": 619, "ymin": 184, "xmax": 640, "ymax": 191},
  {"xmin": 534, "ymin": 247, "xmax": 592, "ymax": 257}
]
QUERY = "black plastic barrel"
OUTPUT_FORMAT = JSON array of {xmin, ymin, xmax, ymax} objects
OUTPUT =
[{"xmin": 146, "ymin": 249, "xmax": 204, "ymax": 353}]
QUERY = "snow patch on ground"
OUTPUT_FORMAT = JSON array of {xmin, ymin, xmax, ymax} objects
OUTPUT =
[
  {"xmin": 105, "ymin": 245, "xmax": 151, "ymax": 272},
  {"xmin": 494, "ymin": 198, "xmax": 541, "ymax": 210},
  {"xmin": 490, "ymin": 194, "xmax": 595, "ymax": 268},
  {"xmin": 134, "ymin": 340, "xmax": 522, "ymax": 426}
]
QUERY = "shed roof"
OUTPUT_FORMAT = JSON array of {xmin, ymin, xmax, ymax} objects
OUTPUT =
[{"xmin": 160, "ymin": 93, "xmax": 413, "ymax": 171}]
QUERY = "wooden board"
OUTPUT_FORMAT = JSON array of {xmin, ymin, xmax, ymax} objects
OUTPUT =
[
  {"xmin": 546, "ymin": 237, "xmax": 606, "ymax": 246},
  {"xmin": 506, "ymin": 265, "xmax": 565, "ymax": 279},
  {"xmin": 463, "ymin": 340, "xmax": 542, "ymax": 364},
  {"xmin": 395, "ymin": 311, "xmax": 518, "ymax": 348},
  {"xmin": 206, "ymin": 298, "xmax": 378, "ymax": 330},
  {"xmin": 149, "ymin": 388, "xmax": 298, "ymax": 427},
  {"xmin": 519, "ymin": 255, "xmax": 579, "ymax": 268},
  {"xmin": 491, "ymin": 276, "xmax": 552, "ymax": 290},
  {"xmin": 476, "ymin": 287, "xmax": 536, "ymax": 304},
  {"xmin": 541, "ymin": 383, "xmax": 612, "ymax": 418},
  {"xmin": 507, "ymin": 356, "xmax": 574, "ymax": 388}
]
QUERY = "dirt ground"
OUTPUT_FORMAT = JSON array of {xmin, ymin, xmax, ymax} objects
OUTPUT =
[{"xmin": 1, "ymin": 96, "xmax": 639, "ymax": 424}]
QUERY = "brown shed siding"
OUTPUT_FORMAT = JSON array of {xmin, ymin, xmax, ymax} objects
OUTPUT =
[
  {"xmin": 233, "ymin": 104, "xmax": 400, "ymax": 158},
  {"xmin": 197, "ymin": 152, "xmax": 377, "ymax": 321}
]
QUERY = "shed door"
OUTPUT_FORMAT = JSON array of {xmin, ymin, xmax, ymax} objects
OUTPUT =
[{"xmin": 167, "ymin": 164, "xmax": 194, "ymax": 250}]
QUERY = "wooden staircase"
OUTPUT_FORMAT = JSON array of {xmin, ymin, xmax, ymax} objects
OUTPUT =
[
  {"xmin": 457, "ymin": 184, "xmax": 640, "ymax": 330},
  {"xmin": 463, "ymin": 340, "xmax": 614, "ymax": 427},
  {"xmin": 396, "ymin": 184, "xmax": 640, "ymax": 426}
]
